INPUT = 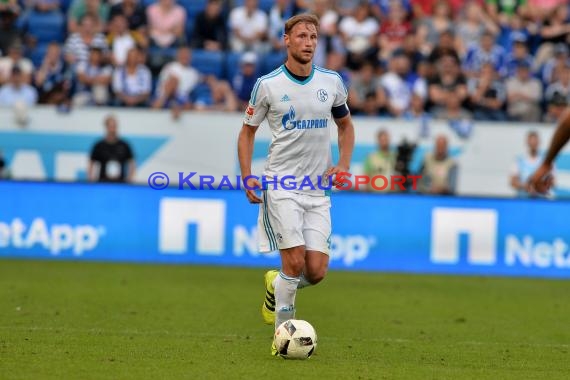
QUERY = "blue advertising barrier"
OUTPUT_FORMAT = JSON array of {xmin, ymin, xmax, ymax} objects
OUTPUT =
[{"xmin": 1, "ymin": 181, "xmax": 569, "ymax": 278}]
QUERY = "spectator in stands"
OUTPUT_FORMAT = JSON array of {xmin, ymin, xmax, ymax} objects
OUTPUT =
[
  {"xmin": 68, "ymin": 0, "xmax": 110, "ymax": 34},
  {"xmin": 107, "ymin": 14, "xmax": 147, "ymax": 66},
  {"xmin": 29, "ymin": 0, "xmax": 61, "ymax": 13},
  {"xmin": 73, "ymin": 47, "xmax": 112, "ymax": 106},
  {"xmin": 363, "ymin": 129, "xmax": 397, "ymax": 192},
  {"xmin": 64, "ymin": 14, "xmax": 108, "ymax": 66},
  {"xmin": 0, "ymin": 0, "xmax": 20, "ymax": 19},
  {"xmin": 0, "ymin": 42, "xmax": 33, "ymax": 85},
  {"xmin": 347, "ymin": 60, "xmax": 386, "ymax": 115},
  {"xmin": 401, "ymin": 33, "xmax": 425, "ymax": 73},
  {"xmin": 418, "ymin": 134, "xmax": 458, "ymax": 195},
  {"xmin": 109, "ymin": 0, "xmax": 147, "ymax": 35},
  {"xmin": 195, "ymin": 76, "xmax": 238, "ymax": 113},
  {"xmin": 146, "ymin": 0, "xmax": 186, "ymax": 48},
  {"xmin": 112, "ymin": 47, "xmax": 151, "ymax": 107},
  {"xmin": 405, "ymin": 58, "xmax": 430, "ymax": 119},
  {"xmin": 534, "ymin": 4, "xmax": 570, "ymax": 69},
  {"xmin": 463, "ymin": 30, "xmax": 506, "ymax": 78},
  {"xmin": 336, "ymin": 0, "xmax": 366, "ymax": 18},
  {"xmin": 0, "ymin": 66, "xmax": 37, "ymax": 126},
  {"xmin": 428, "ymin": 28, "xmax": 459, "ymax": 65},
  {"xmin": 268, "ymin": 0, "xmax": 293, "ymax": 51},
  {"xmin": 152, "ymin": 46, "xmax": 200, "ymax": 116},
  {"xmin": 428, "ymin": 52, "xmax": 468, "ymax": 117},
  {"xmin": 505, "ymin": 32, "xmax": 533, "ymax": 78},
  {"xmin": 231, "ymin": 51, "xmax": 259, "ymax": 110},
  {"xmin": 0, "ymin": 150, "xmax": 9, "ymax": 179},
  {"xmin": 0, "ymin": 2, "xmax": 20, "ymax": 56},
  {"xmin": 455, "ymin": 1, "xmax": 499, "ymax": 57},
  {"xmin": 380, "ymin": 50, "xmax": 425, "ymax": 118},
  {"xmin": 192, "ymin": 0, "xmax": 228, "ymax": 51},
  {"xmin": 541, "ymin": 43, "xmax": 569, "ymax": 85},
  {"xmin": 378, "ymin": 0, "xmax": 412, "ymax": 61},
  {"xmin": 339, "ymin": 1, "xmax": 379, "ymax": 70},
  {"xmin": 468, "ymin": 61, "xmax": 507, "ymax": 121},
  {"xmin": 88, "ymin": 114, "xmax": 135, "ymax": 183},
  {"xmin": 528, "ymin": 0, "xmax": 568, "ymax": 23},
  {"xmin": 34, "ymin": 42, "xmax": 72, "ymax": 105},
  {"xmin": 544, "ymin": 63, "xmax": 570, "ymax": 122},
  {"xmin": 416, "ymin": 0, "xmax": 454, "ymax": 57},
  {"xmin": 510, "ymin": 131, "xmax": 550, "ymax": 197},
  {"xmin": 311, "ymin": 0, "xmax": 341, "ymax": 67},
  {"xmin": 506, "ymin": 59, "xmax": 542, "ymax": 122},
  {"xmin": 228, "ymin": 0, "xmax": 268, "ymax": 53},
  {"xmin": 369, "ymin": 0, "xmax": 412, "ymax": 21},
  {"xmin": 485, "ymin": 0, "xmax": 528, "ymax": 26}
]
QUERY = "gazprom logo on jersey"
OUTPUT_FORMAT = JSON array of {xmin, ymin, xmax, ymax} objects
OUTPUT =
[
  {"xmin": 158, "ymin": 198, "xmax": 374, "ymax": 266},
  {"xmin": 430, "ymin": 208, "xmax": 570, "ymax": 269},
  {"xmin": 281, "ymin": 106, "xmax": 328, "ymax": 131}
]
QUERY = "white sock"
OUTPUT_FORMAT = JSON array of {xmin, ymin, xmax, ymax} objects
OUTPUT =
[
  {"xmin": 274, "ymin": 273, "xmax": 311, "ymax": 289},
  {"xmin": 297, "ymin": 273, "xmax": 312, "ymax": 289},
  {"xmin": 274, "ymin": 271, "xmax": 300, "ymax": 330}
]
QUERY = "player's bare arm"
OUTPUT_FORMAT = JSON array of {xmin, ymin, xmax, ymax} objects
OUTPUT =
[
  {"xmin": 237, "ymin": 123, "xmax": 262, "ymax": 204},
  {"xmin": 528, "ymin": 109, "xmax": 570, "ymax": 193},
  {"xmin": 326, "ymin": 114, "xmax": 355, "ymax": 180}
]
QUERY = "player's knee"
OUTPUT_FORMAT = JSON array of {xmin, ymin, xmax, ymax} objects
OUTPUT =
[{"xmin": 306, "ymin": 268, "xmax": 327, "ymax": 284}]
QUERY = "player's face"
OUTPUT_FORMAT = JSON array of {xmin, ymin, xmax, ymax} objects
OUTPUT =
[{"xmin": 285, "ymin": 22, "xmax": 318, "ymax": 65}]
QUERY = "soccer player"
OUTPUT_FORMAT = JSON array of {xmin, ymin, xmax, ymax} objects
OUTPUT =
[
  {"xmin": 237, "ymin": 14, "xmax": 355, "ymax": 355},
  {"xmin": 528, "ymin": 109, "xmax": 570, "ymax": 194}
]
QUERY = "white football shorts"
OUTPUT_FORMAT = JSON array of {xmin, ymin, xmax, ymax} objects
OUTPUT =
[{"xmin": 258, "ymin": 189, "xmax": 331, "ymax": 254}]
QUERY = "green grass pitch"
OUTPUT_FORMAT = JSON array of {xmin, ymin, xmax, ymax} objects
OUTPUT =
[{"xmin": 0, "ymin": 259, "xmax": 569, "ymax": 379}]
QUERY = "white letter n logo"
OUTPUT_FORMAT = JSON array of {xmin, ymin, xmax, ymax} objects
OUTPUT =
[
  {"xmin": 430, "ymin": 208, "xmax": 498, "ymax": 265},
  {"xmin": 159, "ymin": 198, "xmax": 226, "ymax": 255}
]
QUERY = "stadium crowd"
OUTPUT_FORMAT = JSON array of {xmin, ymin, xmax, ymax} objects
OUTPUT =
[{"xmin": 0, "ymin": 0, "xmax": 568, "ymax": 121}]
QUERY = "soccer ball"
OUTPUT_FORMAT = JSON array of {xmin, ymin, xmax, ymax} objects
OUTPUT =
[{"xmin": 273, "ymin": 319, "xmax": 317, "ymax": 359}]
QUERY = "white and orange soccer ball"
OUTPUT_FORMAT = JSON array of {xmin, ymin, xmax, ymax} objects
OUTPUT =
[{"xmin": 273, "ymin": 319, "xmax": 317, "ymax": 360}]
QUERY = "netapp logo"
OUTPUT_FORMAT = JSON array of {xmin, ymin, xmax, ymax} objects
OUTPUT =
[
  {"xmin": 0, "ymin": 217, "xmax": 104, "ymax": 255},
  {"xmin": 159, "ymin": 198, "xmax": 226, "ymax": 255},
  {"xmin": 430, "ymin": 208, "xmax": 570, "ymax": 269},
  {"xmin": 158, "ymin": 198, "xmax": 374, "ymax": 266}
]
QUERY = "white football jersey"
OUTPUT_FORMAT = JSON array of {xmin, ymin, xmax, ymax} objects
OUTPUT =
[{"xmin": 243, "ymin": 64, "xmax": 349, "ymax": 196}]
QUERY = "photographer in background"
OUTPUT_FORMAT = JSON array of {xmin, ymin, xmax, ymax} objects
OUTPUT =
[
  {"xmin": 418, "ymin": 134, "xmax": 457, "ymax": 195},
  {"xmin": 0, "ymin": 150, "xmax": 10, "ymax": 179},
  {"xmin": 363, "ymin": 129, "xmax": 396, "ymax": 192},
  {"xmin": 394, "ymin": 137, "xmax": 416, "ymax": 192},
  {"xmin": 88, "ymin": 114, "xmax": 135, "ymax": 183}
]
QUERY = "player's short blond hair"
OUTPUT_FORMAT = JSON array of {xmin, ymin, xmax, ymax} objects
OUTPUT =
[{"xmin": 284, "ymin": 14, "xmax": 320, "ymax": 36}]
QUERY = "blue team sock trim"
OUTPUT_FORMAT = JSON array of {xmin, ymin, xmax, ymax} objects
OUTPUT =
[{"xmin": 279, "ymin": 271, "xmax": 299, "ymax": 281}]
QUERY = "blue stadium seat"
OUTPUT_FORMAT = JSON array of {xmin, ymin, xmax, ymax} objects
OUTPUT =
[
  {"xmin": 233, "ymin": 0, "xmax": 274, "ymax": 13},
  {"xmin": 224, "ymin": 52, "xmax": 242, "ymax": 81},
  {"xmin": 224, "ymin": 52, "xmax": 262, "ymax": 81},
  {"xmin": 27, "ymin": 11, "xmax": 65, "ymax": 44},
  {"xmin": 260, "ymin": 51, "xmax": 286, "ymax": 76},
  {"xmin": 191, "ymin": 82, "xmax": 212, "ymax": 104},
  {"xmin": 142, "ymin": 0, "xmax": 156, "ymax": 8},
  {"xmin": 191, "ymin": 49, "xmax": 224, "ymax": 77},
  {"xmin": 185, "ymin": 16, "xmax": 195, "ymax": 44},
  {"xmin": 60, "ymin": 0, "xmax": 73, "ymax": 13},
  {"xmin": 179, "ymin": 0, "xmax": 207, "ymax": 19}
]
